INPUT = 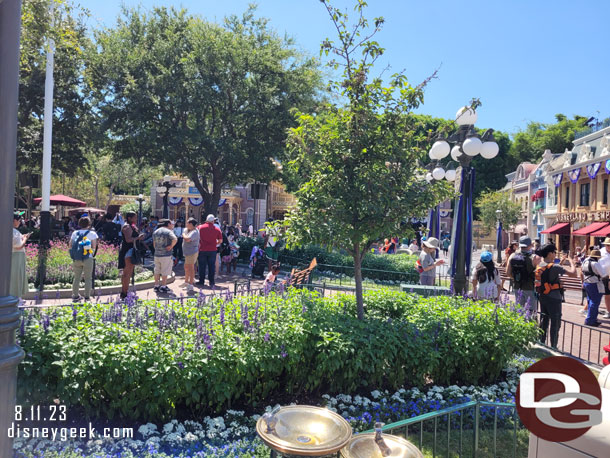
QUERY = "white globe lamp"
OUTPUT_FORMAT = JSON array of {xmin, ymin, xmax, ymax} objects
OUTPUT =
[
  {"xmin": 445, "ymin": 169, "xmax": 457, "ymax": 182},
  {"xmin": 425, "ymin": 172, "xmax": 433, "ymax": 183},
  {"xmin": 432, "ymin": 167, "xmax": 446, "ymax": 181},
  {"xmin": 480, "ymin": 141, "xmax": 499, "ymax": 159},
  {"xmin": 462, "ymin": 137, "xmax": 482, "ymax": 156},
  {"xmin": 430, "ymin": 140, "xmax": 450, "ymax": 160},
  {"xmin": 450, "ymin": 145, "xmax": 462, "ymax": 161},
  {"xmin": 455, "ymin": 106, "xmax": 477, "ymax": 126}
]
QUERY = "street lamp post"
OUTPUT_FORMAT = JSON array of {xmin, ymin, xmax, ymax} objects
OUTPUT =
[
  {"xmin": 136, "ymin": 194, "xmax": 145, "ymax": 227},
  {"xmin": 160, "ymin": 177, "xmax": 176, "ymax": 219},
  {"xmin": 496, "ymin": 209, "xmax": 503, "ymax": 264},
  {"xmin": 428, "ymin": 106, "xmax": 499, "ymax": 294},
  {"xmin": 0, "ymin": 0, "xmax": 26, "ymax": 455}
]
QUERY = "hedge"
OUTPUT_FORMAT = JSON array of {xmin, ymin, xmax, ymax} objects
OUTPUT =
[{"xmin": 18, "ymin": 290, "xmax": 537, "ymax": 421}]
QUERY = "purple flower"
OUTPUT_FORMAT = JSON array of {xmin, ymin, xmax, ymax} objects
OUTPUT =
[
  {"xmin": 177, "ymin": 362, "xmax": 184, "ymax": 369},
  {"xmin": 264, "ymin": 332, "xmax": 270, "ymax": 342}
]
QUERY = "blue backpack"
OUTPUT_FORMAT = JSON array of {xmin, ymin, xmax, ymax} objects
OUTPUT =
[{"xmin": 70, "ymin": 230, "xmax": 91, "ymax": 261}]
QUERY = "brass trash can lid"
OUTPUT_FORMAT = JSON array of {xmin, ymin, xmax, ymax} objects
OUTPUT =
[{"xmin": 340, "ymin": 432, "xmax": 424, "ymax": 458}]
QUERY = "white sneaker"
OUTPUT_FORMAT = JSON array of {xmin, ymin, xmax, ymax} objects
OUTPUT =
[
  {"xmin": 580, "ymin": 309, "xmax": 588, "ymax": 316},
  {"xmin": 603, "ymin": 312, "xmax": 610, "ymax": 319}
]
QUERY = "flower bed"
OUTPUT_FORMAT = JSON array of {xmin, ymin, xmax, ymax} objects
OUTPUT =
[
  {"xmin": 25, "ymin": 240, "xmax": 150, "ymax": 289},
  {"xmin": 18, "ymin": 289, "xmax": 538, "ymax": 422},
  {"xmin": 14, "ymin": 356, "xmax": 536, "ymax": 457}
]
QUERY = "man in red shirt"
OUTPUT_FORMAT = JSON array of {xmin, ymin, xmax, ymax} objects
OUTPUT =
[{"xmin": 197, "ymin": 214, "xmax": 223, "ymax": 287}]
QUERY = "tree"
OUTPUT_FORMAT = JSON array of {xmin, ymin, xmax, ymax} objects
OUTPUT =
[
  {"xmin": 475, "ymin": 190, "xmax": 521, "ymax": 232},
  {"xmin": 509, "ymin": 114, "xmax": 589, "ymax": 164},
  {"xmin": 18, "ymin": 0, "xmax": 92, "ymax": 175},
  {"xmin": 285, "ymin": 0, "xmax": 452, "ymax": 320},
  {"xmin": 87, "ymin": 6, "xmax": 321, "ymax": 216}
]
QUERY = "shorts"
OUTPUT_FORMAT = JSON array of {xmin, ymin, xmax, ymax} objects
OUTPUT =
[
  {"xmin": 265, "ymin": 246, "xmax": 279, "ymax": 261},
  {"xmin": 154, "ymin": 256, "xmax": 173, "ymax": 277},
  {"xmin": 184, "ymin": 253, "xmax": 198, "ymax": 266}
]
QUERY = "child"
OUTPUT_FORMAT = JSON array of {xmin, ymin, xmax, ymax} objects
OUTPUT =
[
  {"xmin": 264, "ymin": 265, "xmax": 281, "ymax": 288},
  {"xmin": 229, "ymin": 236, "xmax": 240, "ymax": 273}
]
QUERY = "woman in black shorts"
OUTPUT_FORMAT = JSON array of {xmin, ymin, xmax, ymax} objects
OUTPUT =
[{"xmin": 119, "ymin": 211, "xmax": 144, "ymax": 299}]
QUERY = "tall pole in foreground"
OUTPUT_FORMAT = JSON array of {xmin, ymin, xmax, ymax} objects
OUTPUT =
[
  {"xmin": 0, "ymin": 0, "xmax": 26, "ymax": 454},
  {"xmin": 37, "ymin": 1, "xmax": 55, "ymax": 290}
]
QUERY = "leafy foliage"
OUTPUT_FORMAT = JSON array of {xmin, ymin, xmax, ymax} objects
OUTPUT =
[
  {"xmin": 87, "ymin": 6, "xmax": 321, "ymax": 216},
  {"xmin": 476, "ymin": 190, "xmax": 523, "ymax": 232},
  {"xmin": 286, "ymin": 1, "xmax": 452, "ymax": 319},
  {"xmin": 18, "ymin": 290, "xmax": 537, "ymax": 421},
  {"xmin": 509, "ymin": 114, "xmax": 589, "ymax": 164},
  {"xmin": 18, "ymin": 0, "xmax": 92, "ymax": 175}
]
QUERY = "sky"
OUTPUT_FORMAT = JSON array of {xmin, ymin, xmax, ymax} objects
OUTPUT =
[{"xmin": 81, "ymin": 0, "xmax": 610, "ymax": 135}]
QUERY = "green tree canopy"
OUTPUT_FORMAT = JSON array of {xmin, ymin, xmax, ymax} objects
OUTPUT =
[
  {"xmin": 87, "ymin": 6, "xmax": 321, "ymax": 216},
  {"xmin": 475, "ymin": 190, "xmax": 522, "ymax": 232},
  {"xmin": 285, "ymin": 0, "xmax": 452, "ymax": 319},
  {"xmin": 18, "ymin": 0, "xmax": 91, "ymax": 175},
  {"xmin": 509, "ymin": 114, "xmax": 589, "ymax": 164}
]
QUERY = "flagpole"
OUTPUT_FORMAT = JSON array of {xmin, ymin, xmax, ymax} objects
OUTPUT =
[
  {"xmin": 37, "ymin": 0, "xmax": 55, "ymax": 290},
  {"xmin": 0, "ymin": 0, "xmax": 26, "ymax": 455}
]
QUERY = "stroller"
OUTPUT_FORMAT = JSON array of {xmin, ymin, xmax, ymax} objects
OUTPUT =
[{"xmin": 249, "ymin": 246, "xmax": 267, "ymax": 279}]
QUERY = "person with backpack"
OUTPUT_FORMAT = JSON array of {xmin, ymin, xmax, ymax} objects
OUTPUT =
[
  {"xmin": 471, "ymin": 251, "xmax": 501, "ymax": 300},
  {"xmin": 507, "ymin": 236, "xmax": 540, "ymax": 314},
  {"xmin": 582, "ymin": 249, "xmax": 606, "ymax": 327},
  {"xmin": 534, "ymin": 243, "xmax": 577, "ymax": 348},
  {"xmin": 153, "ymin": 219, "xmax": 177, "ymax": 294},
  {"xmin": 70, "ymin": 216, "xmax": 98, "ymax": 302}
]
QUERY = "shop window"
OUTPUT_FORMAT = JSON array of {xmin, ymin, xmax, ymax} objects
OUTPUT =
[
  {"xmin": 565, "ymin": 185, "xmax": 570, "ymax": 209},
  {"xmin": 604, "ymin": 179, "xmax": 608, "ymax": 205},
  {"xmin": 580, "ymin": 183, "xmax": 590, "ymax": 207}
]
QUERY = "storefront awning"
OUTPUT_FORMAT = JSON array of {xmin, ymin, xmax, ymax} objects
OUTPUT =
[
  {"xmin": 572, "ymin": 222, "xmax": 610, "ymax": 236},
  {"xmin": 541, "ymin": 222, "xmax": 571, "ymax": 235},
  {"xmin": 591, "ymin": 225, "xmax": 610, "ymax": 237}
]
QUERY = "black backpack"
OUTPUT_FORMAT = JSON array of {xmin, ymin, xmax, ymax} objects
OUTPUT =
[{"xmin": 510, "ymin": 252, "xmax": 533, "ymax": 288}]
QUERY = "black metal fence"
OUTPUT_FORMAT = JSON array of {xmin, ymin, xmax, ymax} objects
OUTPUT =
[{"xmin": 537, "ymin": 312, "xmax": 610, "ymax": 367}]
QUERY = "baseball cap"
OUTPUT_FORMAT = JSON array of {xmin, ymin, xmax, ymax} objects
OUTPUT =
[
  {"xmin": 519, "ymin": 236, "xmax": 532, "ymax": 248},
  {"xmin": 206, "ymin": 214, "xmax": 215, "ymax": 223},
  {"xmin": 480, "ymin": 251, "xmax": 493, "ymax": 263}
]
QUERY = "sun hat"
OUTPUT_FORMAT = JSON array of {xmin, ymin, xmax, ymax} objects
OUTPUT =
[
  {"xmin": 480, "ymin": 251, "xmax": 493, "ymax": 263},
  {"xmin": 422, "ymin": 237, "xmax": 440, "ymax": 249},
  {"xmin": 602, "ymin": 237, "xmax": 610, "ymax": 246},
  {"xmin": 590, "ymin": 249, "xmax": 602, "ymax": 259},
  {"xmin": 206, "ymin": 214, "xmax": 215, "ymax": 223},
  {"xmin": 519, "ymin": 236, "xmax": 532, "ymax": 248}
]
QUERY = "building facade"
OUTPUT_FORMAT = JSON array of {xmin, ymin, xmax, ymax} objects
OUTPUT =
[
  {"xmin": 149, "ymin": 177, "xmax": 296, "ymax": 231},
  {"xmin": 541, "ymin": 125, "xmax": 610, "ymax": 252}
]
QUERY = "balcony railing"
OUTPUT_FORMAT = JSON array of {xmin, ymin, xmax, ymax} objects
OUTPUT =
[{"xmin": 574, "ymin": 118, "xmax": 610, "ymax": 140}]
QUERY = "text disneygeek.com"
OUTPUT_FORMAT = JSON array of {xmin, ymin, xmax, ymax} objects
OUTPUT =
[{"xmin": 9, "ymin": 405, "xmax": 133, "ymax": 441}]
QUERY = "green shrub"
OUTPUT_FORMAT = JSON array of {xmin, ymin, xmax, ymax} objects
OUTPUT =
[
  {"xmin": 238, "ymin": 238, "xmax": 419, "ymax": 281},
  {"xmin": 18, "ymin": 290, "xmax": 537, "ymax": 421}
]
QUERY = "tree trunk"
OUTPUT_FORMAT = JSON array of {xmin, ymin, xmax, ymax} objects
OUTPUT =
[
  {"xmin": 105, "ymin": 184, "xmax": 115, "ymax": 212},
  {"xmin": 353, "ymin": 242, "xmax": 364, "ymax": 320},
  {"xmin": 94, "ymin": 175, "xmax": 100, "ymax": 209}
]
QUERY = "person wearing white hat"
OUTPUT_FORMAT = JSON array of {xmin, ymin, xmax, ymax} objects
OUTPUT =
[{"xmin": 418, "ymin": 237, "xmax": 444, "ymax": 286}]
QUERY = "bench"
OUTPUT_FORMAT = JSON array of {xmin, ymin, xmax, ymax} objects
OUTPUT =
[{"xmin": 287, "ymin": 258, "xmax": 317, "ymax": 288}]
